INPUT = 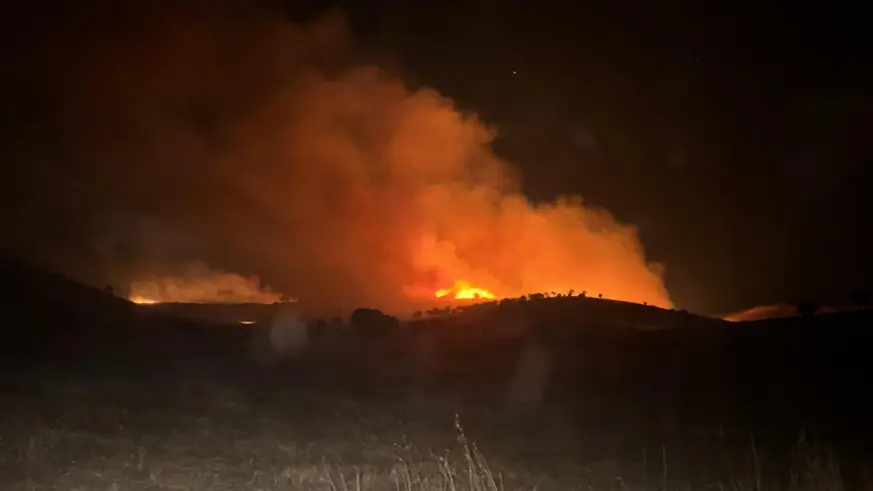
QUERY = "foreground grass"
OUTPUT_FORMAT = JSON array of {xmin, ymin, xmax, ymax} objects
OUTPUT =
[
  {"xmin": 1, "ymin": 398, "xmax": 576, "ymax": 491},
  {"xmin": 0, "ymin": 366, "xmax": 862, "ymax": 491}
]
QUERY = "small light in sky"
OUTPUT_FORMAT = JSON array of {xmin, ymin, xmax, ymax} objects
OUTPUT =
[{"xmin": 512, "ymin": 69, "xmax": 517, "ymax": 75}]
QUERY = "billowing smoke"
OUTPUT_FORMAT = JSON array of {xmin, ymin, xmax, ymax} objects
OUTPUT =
[
  {"xmin": 129, "ymin": 261, "xmax": 287, "ymax": 304},
  {"xmin": 2, "ymin": 2, "xmax": 671, "ymax": 315}
]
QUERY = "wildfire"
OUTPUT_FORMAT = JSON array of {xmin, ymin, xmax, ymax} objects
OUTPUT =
[
  {"xmin": 434, "ymin": 281, "xmax": 496, "ymax": 300},
  {"xmin": 129, "ymin": 296, "xmax": 158, "ymax": 305}
]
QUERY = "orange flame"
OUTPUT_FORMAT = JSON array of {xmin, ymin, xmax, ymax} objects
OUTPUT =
[
  {"xmin": 129, "ymin": 296, "xmax": 158, "ymax": 305},
  {"xmin": 434, "ymin": 281, "xmax": 496, "ymax": 300}
]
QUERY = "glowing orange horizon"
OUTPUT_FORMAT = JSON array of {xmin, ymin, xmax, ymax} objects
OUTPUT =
[
  {"xmin": 434, "ymin": 281, "xmax": 496, "ymax": 300},
  {"xmin": 129, "ymin": 296, "xmax": 158, "ymax": 305}
]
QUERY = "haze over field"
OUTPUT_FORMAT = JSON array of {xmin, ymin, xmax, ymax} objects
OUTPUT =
[{"xmin": 3, "ymin": 3, "xmax": 672, "ymax": 314}]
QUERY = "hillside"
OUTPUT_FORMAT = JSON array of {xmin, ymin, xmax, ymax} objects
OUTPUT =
[
  {"xmin": 0, "ymin": 257, "xmax": 253, "ymax": 364},
  {"xmin": 3, "ymin": 258, "xmax": 873, "ymax": 410},
  {"xmin": 2, "ymin": 258, "xmax": 873, "ymax": 489}
]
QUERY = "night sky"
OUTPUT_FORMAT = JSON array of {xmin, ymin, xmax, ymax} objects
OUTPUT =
[
  {"xmin": 293, "ymin": 0, "xmax": 873, "ymax": 312},
  {"xmin": 1, "ymin": 0, "xmax": 871, "ymax": 315}
]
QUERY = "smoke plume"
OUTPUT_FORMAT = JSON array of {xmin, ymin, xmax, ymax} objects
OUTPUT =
[
  {"xmin": 721, "ymin": 304, "xmax": 802, "ymax": 322},
  {"xmin": 2, "ymin": 2, "xmax": 672, "ymax": 315},
  {"xmin": 129, "ymin": 261, "xmax": 287, "ymax": 304}
]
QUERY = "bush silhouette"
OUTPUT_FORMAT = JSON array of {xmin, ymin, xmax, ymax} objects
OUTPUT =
[{"xmin": 350, "ymin": 308, "xmax": 399, "ymax": 337}]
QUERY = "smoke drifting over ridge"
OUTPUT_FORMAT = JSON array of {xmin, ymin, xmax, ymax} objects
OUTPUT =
[
  {"xmin": 129, "ymin": 262, "xmax": 287, "ymax": 305},
  {"xmin": 1, "ymin": 2, "xmax": 672, "ymax": 314}
]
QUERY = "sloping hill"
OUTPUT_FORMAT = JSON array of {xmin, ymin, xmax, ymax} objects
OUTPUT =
[
  {"xmin": 423, "ymin": 294, "xmax": 728, "ymax": 333},
  {"xmin": 0, "ymin": 257, "xmax": 252, "ymax": 364},
  {"xmin": 0, "ymin": 256, "xmax": 134, "ymax": 324}
]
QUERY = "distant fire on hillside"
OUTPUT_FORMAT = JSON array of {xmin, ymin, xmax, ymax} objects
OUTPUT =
[
  {"xmin": 129, "ymin": 296, "xmax": 158, "ymax": 305},
  {"xmin": 435, "ymin": 281, "xmax": 496, "ymax": 300},
  {"xmin": 5, "ymin": 5, "xmax": 679, "ymax": 318},
  {"xmin": 128, "ymin": 262, "xmax": 292, "ymax": 305}
]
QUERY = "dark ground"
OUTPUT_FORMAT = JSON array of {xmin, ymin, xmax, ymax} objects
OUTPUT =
[{"xmin": 1, "ymin": 258, "xmax": 871, "ymax": 490}]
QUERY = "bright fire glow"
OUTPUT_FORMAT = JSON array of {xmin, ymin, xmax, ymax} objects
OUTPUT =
[
  {"xmin": 238, "ymin": 320, "xmax": 256, "ymax": 325},
  {"xmin": 434, "ymin": 281, "xmax": 496, "ymax": 300},
  {"xmin": 27, "ymin": 10, "xmax": 676, "ymax": 315},
  {"xmin": 129, "ymin": 296, "xmax": 158, "ymax": 305}
]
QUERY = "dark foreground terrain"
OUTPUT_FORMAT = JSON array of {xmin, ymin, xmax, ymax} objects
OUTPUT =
[{"xmin": 1, "ymin": 259, "xmax": 872, "ymax": 490}]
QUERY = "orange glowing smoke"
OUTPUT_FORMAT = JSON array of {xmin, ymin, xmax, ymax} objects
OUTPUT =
[
  {"xmin": 129, "ymin": 296, "xmax": 158, "ymax": 305},
  {"xmin": 19, "ymin": 6, "xmax": 674, "ymax": 314},
  {"xmin": 128, "ymin": 262, "xmax": 288, "ymax": 304},
  {"xmin": 434, "ymin": 281, "xmax": 496, "ymax": 300}
]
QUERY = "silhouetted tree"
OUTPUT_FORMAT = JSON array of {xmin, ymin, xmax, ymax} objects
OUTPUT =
[
  {"xmin": 412, "ymin": 310, "xmax": 423, "ymax": 319},
  {"xmin": 308, "ymin": 318, "xmax": 328, "ymax": 339},
  {"xmin": 329, "ymin": 317, "xmax": 344, "ymax": 331},
  {"xmin": 350, "ymin": 308, "xmax": 399, "ymax": 336}
]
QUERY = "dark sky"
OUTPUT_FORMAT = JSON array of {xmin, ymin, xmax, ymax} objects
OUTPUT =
[
  {"xmin": 318, "ymin": 0, "xmax": 873, "ymax": 311},
  {"xmin": 1, "ymin": 0, "xmax": 871, "ymax": 315}
]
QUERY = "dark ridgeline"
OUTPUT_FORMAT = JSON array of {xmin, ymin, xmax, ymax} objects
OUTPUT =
[{"xmin": 1, "ymin": 256, "xmax": 871, "ymax": 480}]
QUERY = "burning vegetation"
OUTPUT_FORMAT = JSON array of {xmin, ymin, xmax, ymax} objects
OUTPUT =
[
  {"xmin": 434, "ymin": 281, "xmax": 496, "ymax": 300},
  {"xmin": 7, "ymin": 3, "xmax": 673, "ymax": 314}
]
